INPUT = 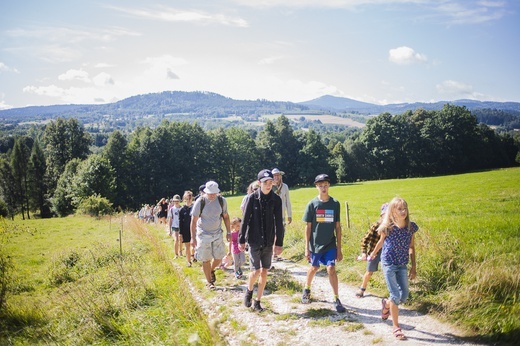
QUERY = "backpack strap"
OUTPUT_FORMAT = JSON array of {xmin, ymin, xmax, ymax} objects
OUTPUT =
[{"xmin": 199, "ymin": 195, "xmax": 224, "ymax": 218}]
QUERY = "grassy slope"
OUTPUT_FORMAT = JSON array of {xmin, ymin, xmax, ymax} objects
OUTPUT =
[
  {"xmin": 226, "ymin": 167, "xmax": 520, "ymax": 342},
  {"xmin": 1, "ymin": 168, "xmax": 518, "ymax": 344}
]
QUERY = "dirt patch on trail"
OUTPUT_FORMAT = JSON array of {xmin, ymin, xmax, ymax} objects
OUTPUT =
[{"xmin": 176, "ymin": 257, "xmax": 483, "ymax": 346}]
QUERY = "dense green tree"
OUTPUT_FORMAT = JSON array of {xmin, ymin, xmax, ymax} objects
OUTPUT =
[
  {"xmin": 70, "ymin": 155, "xmax": 116, "ymax": 208},
  {"xmin": 11, "ymin": 137, "xmax": 33, "ymax": 219},
  {"xmin": 51, "ymin": 159, "xmax": 81, "ymax": 217},
  {"xmin": 225, "ymin": 127, "xmax": 260, "ymax": 195},
  {"xmin": 0, "ymin": 158, "xmax": 17, "ymax": 219},
  {"xmin": 102, "ymin": 131, "xmax": 130, "ymax": 210},
  {"xmin": 297, "ymin": 129, "xmax": 332, "ymax": 185},
  {"xmin": 28, "ymin": 140, "xmax": 51, "ymax": 218},
  {"xmin": 43, "ymin": 118, "xmax": 91, "ymax": 188},
  {"xmin": 272, "ymin": 116, "xmax": 301, "ymax": 186}
]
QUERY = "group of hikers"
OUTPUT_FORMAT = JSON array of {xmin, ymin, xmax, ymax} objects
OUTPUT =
[{"xmin": 139, "ymin": 167, "xmax": 418, "ymax": 341}]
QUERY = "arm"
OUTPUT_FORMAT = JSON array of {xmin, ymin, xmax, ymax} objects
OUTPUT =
[
  {"xmin": 304, "ymin": 222, "xmax": 312, "ymax": 262},
  {"xmin": 228, "ymin": 234, "xmax": 232, "ymax": 256},
  {"xmin": 368, "ymin": 232, "xmax": 386, "ymax": 260},
  {"xmin": 409, "ymin": 233, "xmax": 416, "ymax": 280},
  {"xmin": 222, "ymin": 212, "xmax": 231, "ymax": 242},
  {"xmin": 335, "ymin": 221, "xmax": 343, "ymax": 262},
  {"xmin": 285, "ymin": 185, "xmax": 292, "ymax": 224},
  {"xmin": 190, "ymin": 215, "xmax": 198, "ymax": 248}
]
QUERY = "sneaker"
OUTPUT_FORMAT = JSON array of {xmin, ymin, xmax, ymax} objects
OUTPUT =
[
  {"xmin": 301, "ymin": 288, "xmax": 311, "ymax": 304},
  {"xmin": 253, "ymin": 300, "xmax": 265, "ymax": 312},
  {"xmin": 335, "ymin": 298, "xmax": 346, "ymax": 313},
  {"xmin": 237, "ymin": 268, "xmax": 243, "ymax": 276},
  {"xmin": 235, "ymin": 272, "xmax": 243, "ymax": 279},
  {"xmin": 244, "ymin": 289, "xmax": 253, "ymax": 308}
]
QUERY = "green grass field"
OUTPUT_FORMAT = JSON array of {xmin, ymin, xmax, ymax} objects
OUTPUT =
[{"xmin": 1, "ymin": 167, "xmax": 519, "ymax": 344}]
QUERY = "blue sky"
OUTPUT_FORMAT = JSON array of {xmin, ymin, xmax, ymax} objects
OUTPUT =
[{"xmin": 1, "ymin": 0, "xmax": 519, "ymax": 109}]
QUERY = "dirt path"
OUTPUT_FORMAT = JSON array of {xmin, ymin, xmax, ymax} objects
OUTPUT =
[{"xmin": 176, "ymin": 256, "xmax": 483, "ymax": 346}]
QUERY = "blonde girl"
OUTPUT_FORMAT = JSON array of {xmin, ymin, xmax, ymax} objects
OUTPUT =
[{"xmin": 369, "ymin": 197, "xmax": 418, "ymax": 341}]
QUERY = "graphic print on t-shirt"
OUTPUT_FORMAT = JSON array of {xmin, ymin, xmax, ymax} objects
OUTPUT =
[{"xmin": 316, "ymin": 209, "xmax": 334, "ymax": 223}]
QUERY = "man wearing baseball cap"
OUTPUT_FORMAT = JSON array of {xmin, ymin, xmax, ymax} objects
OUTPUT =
[
  {"xmin": 301, "ymin": 173, "xmax": 346, "ymax": 313},
  {"xmin": 240, "ymin": 169, "xmax": 285, "ymax": 312}
]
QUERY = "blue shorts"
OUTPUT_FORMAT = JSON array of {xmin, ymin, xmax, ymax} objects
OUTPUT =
[
  {"xmin": 310, "ymin": 248, "xmax": 337, "ymax": 267},
  {"xmin": 382, "ymin": 263, "xmax": 409, "ymax": 306},
  {"xmin": 367, "ymin": 251, "xmax": 381, "ymax": 272}
]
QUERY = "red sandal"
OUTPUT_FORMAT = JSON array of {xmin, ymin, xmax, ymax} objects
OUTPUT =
[
  {"xmin": 381, "ymin": 298, "xmax": 390, "ymax": 320},
  {"xmin": 393, "ymin": 327, "xmax": 407, "ymax": 340}
]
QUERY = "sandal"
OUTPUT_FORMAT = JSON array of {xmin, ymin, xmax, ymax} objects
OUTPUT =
[
  {"xmin": 206, "ymin": 282, "xmax": 216, "ymax": 290},
  {"xmin": 356, "ymin": 287, "xmax": 366, "ymax": 298},
  {"xmin": 381, "ymin": 298, "xmax": 390, "ymax": 320},
  {"xmin": 393, "ymin": 328, "xmax": 407, "ymax": 340},
  {"xmin": 210, "ymin": 270, "xmax": 216, "ymax": 284}
]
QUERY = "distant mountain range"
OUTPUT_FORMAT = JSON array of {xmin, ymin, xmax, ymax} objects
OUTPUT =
[
  {"xmin": 299, "ymin": 95, "xmax": 520, "ymax": 114},
  {"xmin": 1, "ymin": 91, "xmax": 519, "ymax": 124}
]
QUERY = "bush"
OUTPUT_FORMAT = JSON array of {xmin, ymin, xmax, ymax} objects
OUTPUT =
[{"xmin": 77, "ymin": 195, "xmax": 113, "ymax": 218}]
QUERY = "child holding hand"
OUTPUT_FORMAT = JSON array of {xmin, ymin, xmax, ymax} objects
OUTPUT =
[
  {"xmin": 229, "ymin": 217, "xmax": 246, "ymax": 279},
  {"xmin": 369, "ymin": 197, "xmax": 418, "ymax": 341}
]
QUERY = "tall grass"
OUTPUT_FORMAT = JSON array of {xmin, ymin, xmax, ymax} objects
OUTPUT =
[
  {"xmin": 227, "ymin": 167, "xmax": 520, "ymax": 343},
  {"xmin": 0, "ymin": 215, "xmax": 222, "ymax": 345}
]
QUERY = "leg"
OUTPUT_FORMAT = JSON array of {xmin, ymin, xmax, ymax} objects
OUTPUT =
[
  {"xmin": 185, "ymin": 243, "xmax": 191, "ymax": 265},
  {"xmin": 202, "ymin": 260, "xmax": 213, "ymax": 283},
  {"xmin": 255, "ymin": 268, "xmax": 269, "ymax": 300},
  {"xmin": 327, "ymin": 265, "xmax": 339, "ymax": 297},
  {"xmin": 305, "ymin": 265, "xmax": 319, "ymax": 288}
]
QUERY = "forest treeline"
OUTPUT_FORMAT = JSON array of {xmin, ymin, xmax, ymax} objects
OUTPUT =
[{"xmin": 0, "ymin": 104, "xmax": 518, "ymax": 218}]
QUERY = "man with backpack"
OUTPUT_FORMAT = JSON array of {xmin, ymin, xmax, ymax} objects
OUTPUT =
[{"xmin": 190, "ymin": 180, "xmax": 231, "ymax": 289}]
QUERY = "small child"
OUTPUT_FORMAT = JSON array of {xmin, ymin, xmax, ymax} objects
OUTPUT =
[
  {"xmin": 355, "ymin": 202, "xmax": 388, "ymax": 298},
  {"xmin": 229, "ymin": 217, "xmax": 246, "ymax": 279}
]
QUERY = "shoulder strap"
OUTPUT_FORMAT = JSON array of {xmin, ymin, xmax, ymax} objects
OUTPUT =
[{"xmin": 199, "ymin": 196, "xmax": 224, "ymax": 218}]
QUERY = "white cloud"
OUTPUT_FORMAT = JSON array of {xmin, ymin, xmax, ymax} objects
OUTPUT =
[
  {"xmin": 108, "ymin": 5, "xmax": 248, "ymax": 27},
  {"xmin": 95, "ymin": 62, "xmax": 114, "ymax": 68},
  {"xmin": 93, "ymin": 72, "xmax": 115, "ymax": 86},
  {"xmin": 388, "ymin": 46, "xmax": 427, "ymax": 65},
  {"xmin": 436, "ymin": 80, "xmax": 485, "ymax": 99},
  {"xmin": 58, "ymin": 69, "xmax": 91, "ymax": 82},
  {"xmin": 258, "ymin": 56, "xmax": 284, "ymax": 65},
  {"xmin": 434, "ymin": 1, "xmax": 507, "ymax": 25},
  {"xmin": 0, "ymin": 62, "xmax": 19, "ymax": 73}
]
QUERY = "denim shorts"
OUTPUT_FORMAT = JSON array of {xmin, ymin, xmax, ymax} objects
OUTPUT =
[
  {"xmin": 310, "ymin": 248, "xmax": 337, "ymax": 267},
  {"xmin": 367, "ymin": 251, "xmax": 381, "ymax": 272},
  {"xmin": 249, "ymin": 244, "xmax": 273, "ymax": 270},
  {"xmin": 382, "ymin": 263, "xmax": 409, "ymax": 306},
  {"xmin": 195, "ymin": 230, "xmax": 226, "ymax": 262}
]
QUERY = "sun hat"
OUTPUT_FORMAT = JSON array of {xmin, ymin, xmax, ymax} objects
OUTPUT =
[
  {"xmin": 314, "ymin": 174, "xmax": 330, "ymax": 184},
  {"xmin": 172, "ymin": 194, "xmax": 181, "ymax": 202},
  {"xmin": 203, "ymin": 181, "xmax": 220, "ymax": 194},
  {"xmin": 257, "ymin": 169, "xmax": 274, "ymax": 182},
  {"xmin": 380, "ymin": 203, "xmax": 389, "ymax": 216},
  {"xmin": 271, "ymin": 168, "xmax": 285, "ymax": 175}
]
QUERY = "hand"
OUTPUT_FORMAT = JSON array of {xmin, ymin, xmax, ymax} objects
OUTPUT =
[
  {"xmin": 239, "ymin": 243, "xmax": 246, "ymax": 252},
  {"xmin": 409, "ymin": 267, "xmax": 417, "ymax": 280},
  {"xmin": 357, "ymin": 253, "xmax": 367, "ymax": 261},
  {"xmin": 274, "ymin": 246, "xmax": 283, "ymax": 256},
  {"xmin": 305, "ymin": 249, "xmax": 311, "ymax": 262},
  {"xmin": 226, "ymin": 232, "xmax": 231, "ymax": 242},
  {"xmin": 287, "ymin": 217, "xmax": 292, "ymax": 224},
  {"xmin": 191, "ymin": 238, "xmax": 197, "ymax": 248},
  {"xmin": 336, "ymin": 249, "xmax": 343, "ymax": 262}
]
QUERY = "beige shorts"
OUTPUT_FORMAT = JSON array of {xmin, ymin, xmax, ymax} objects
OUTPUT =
[{"xmin": 195, "ymin": 230, "xmax": 226, "ymax": 262}]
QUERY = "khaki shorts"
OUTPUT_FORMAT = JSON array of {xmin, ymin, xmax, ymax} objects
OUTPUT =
[{"xmin": 195, "ymin": 230, "xmax": 226, "ymax": 262}]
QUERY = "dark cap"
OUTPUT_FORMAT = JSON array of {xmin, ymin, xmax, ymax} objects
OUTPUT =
[
  {"xmin": 199, "ymin": 184, "xmax": 206, "ymax": 192},
  {"xmin": 314, "ymin": 174, "xmax": 330, "ymax": 184},
  {"xmin": 257, "ymin": 169, "xmax": 274, "ymax": 182}
]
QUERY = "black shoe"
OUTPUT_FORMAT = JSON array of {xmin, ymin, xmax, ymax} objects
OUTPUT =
[
  {"xmin": 253, "ymin": 299, "xmax": 265, "ymax": 312},
  {"xmin": 244, "ymin": 289, "xmax": 253, "ymax": 308},
  {"xmin": 335, "ymin": 298, "xmax": 346, "ymax": 313},
  {"xmin": 301, "ymin": 288, "xmax": 311, "ymax": 304}
]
